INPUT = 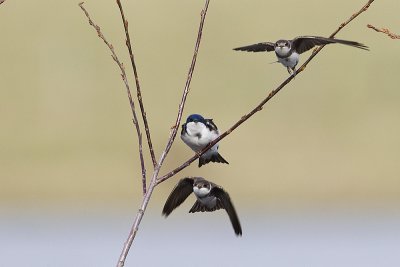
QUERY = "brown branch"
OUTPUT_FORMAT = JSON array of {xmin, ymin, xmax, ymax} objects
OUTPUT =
[
  {"xmin": 79, "ymin": 2, "xmax": 147, "ymax": 195},
  {"xmin": 115, "ymin": 1, "xmax": 211, "ymax": 266},
  {"xmin": 367, "ymin": 24, "xmax": 400, "ymax": 39},
  {"xmin": 116, "ymin": 0, "xmax": 158, "ymax": 168},
  {"xmin": 0, "ymin": 0, "xmax": 5, "ymax": 5},
  {"xmin": 156, "ymin": 0, "xmax": 375, "ymax": 185},
  {"xmin": 156, "ymin": 0, "xmax": 210, "ymax": 172}
]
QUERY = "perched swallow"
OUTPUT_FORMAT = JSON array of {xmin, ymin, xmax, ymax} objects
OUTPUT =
[
  {"xmin": 234, "ymin": 36, "xmax": 368, "ymax": 75},
  {"xmin": 181, "ymin": 114, "xmax": 228, "ymax": 167},
  {"xmin": 162, "ymin": 177, "xmax": 242, "ymax": 236}
]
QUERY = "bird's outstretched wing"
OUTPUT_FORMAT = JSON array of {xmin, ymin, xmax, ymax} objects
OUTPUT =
[
  {"xmin": 293, "ymin": 36, "xmax": 369, "ymax": 54},
  {"xmin": 233, "ymin": 42, "xmax": 275, "ymax": 52},
  {"xmin": 211, "ymin": 187, "xmax": 242, "ymax": 236},
  {"xmin": 162, "ymin": 178, "xmax": 194, "ymax": 217}
]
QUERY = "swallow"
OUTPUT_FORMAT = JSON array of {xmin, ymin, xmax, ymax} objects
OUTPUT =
[
  {"xmin": 162, "ymin": 177, "xmax": 242, "ymax": 236},
  {"xmin": 181, "ymin": 114, "xmax": 228, "ymax": 167},
  {"xmin": 234, "ymin": 35, "xmax": 368, "ymax": 75}
]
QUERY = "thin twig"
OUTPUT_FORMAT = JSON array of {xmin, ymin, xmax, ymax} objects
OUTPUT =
[
  {"xmin": 115, "ymin": 1, "xmax": 211, "ymax": 266},
  {"xmin": 116, "ymin": 0, "xmax": 158, "ymax": 168},
  {"xmin": 157, "ymin": 0, "xmax": 210, "ymax": 173},
  {"xmin": 79, "ymin": 2, "xmax": 147, "ymax": 195},
  {"xmin": 367, "ymin": 24, "xmax": 400, "ymax": 39},
  {"xmin": 156, "ymin": 0, "xmax": 375, "ymax": 184}
]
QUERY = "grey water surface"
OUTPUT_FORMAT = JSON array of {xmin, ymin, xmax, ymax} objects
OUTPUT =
[{"xmin": 1, "ymin": 206, "xmax": 399, "ymax": 267}]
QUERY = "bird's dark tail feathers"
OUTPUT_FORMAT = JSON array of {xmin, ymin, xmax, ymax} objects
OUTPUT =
[{"xmin": 198, "ymin": 153, "xmax": 229, "ymax": 167}]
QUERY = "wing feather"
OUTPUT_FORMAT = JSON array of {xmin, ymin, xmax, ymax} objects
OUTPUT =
[
  {"xmin": 293, "ymin": 36, "xmax": 368, "ymax": 54},
  {"xmin": 204, "ymin": 119, "xmax": 218, "ymax": 132},
  {"xmin": 211, "ymin": 187, "xmax": 242, "ymax": 236},
  {"xmin": 233, "ymin": 42, "xmax": 275, "ymax": 52},
  {"xmin": 162, "ymin": 178, "xmax": 194, "ymax": 217}
]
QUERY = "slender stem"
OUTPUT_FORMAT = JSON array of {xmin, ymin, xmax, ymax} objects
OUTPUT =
[
  {"xmin": 115, "ymin": 1, "xmax": 211, "ymax": 266},
  {"xmin": 79, "ymin": 2, "xmax": 147, "ymax": 194},
  {"xmin": 157, "ymin": 0, "xmax": 375, "ymax": 185},
  {"xmin": 367, "ymin": 24, "xmax": 400, "ymax": 39},
  {"xmin": 159, "ymin": 0, "xmax": 211, "ymax": 167},
  {"xmin": 116, "ymin": 179, "xmax": 157, "ymax": 267},
  {"xmin": 116, "ymin": 0, "xmax": 158, "ymax": 168}
]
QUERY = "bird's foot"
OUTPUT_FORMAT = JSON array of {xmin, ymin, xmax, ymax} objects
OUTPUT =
[{"xmin": 291, "ymin": 68, "xmax": 297, "ymax": 78}]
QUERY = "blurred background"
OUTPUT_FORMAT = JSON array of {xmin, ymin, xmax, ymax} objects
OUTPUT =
[{"xmin": 1, "ymin": 0, "xmax": 399, "ymax": 266}]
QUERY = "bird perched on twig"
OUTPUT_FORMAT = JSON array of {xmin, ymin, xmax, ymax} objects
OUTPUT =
[
  {"xmin": 181, "ymin": 114, "xmax": 228, "ymax": 167},
  {"xmin": 162, "ymin": 177, "xmax": 242, "ymax": 236},
  {"xmin": 234, "ymin": 36, "xmax": 368, "ymax": 75}
]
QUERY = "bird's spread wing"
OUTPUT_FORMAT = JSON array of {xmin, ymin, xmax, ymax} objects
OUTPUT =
[
  {"xmin": 233, "ymin": 42, "xmax": 275, "ymax": 52},
  {"xmin": 211, "ymin": 187, "xmax": 242, "ymax": 236},
  {"xmin": 162, "ymin": 178, "xmax": 194, "ymax": 217},
  {"xmin": 293, "ymin": 36, "xmax": 369, "ymax": 54}
]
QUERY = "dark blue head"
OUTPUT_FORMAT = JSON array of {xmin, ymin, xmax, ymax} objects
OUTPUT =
[{"xmin": 186, "ymin": 114, "xmax": 206, "ymax": 124}]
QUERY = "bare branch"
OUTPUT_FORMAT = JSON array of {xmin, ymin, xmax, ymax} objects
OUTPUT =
[
  {"xmin": 115, "ymin": 1, "xmax": 211, "ymax": 266},
  {"xmin": 0, "ymin": 0, "xmax": 5, "ymax": 5},
  {"xmin": 156, "ymin": 0, "xmax": 375, "ymax": 185},
  {"xmin": 79, "ymin": 2, "xmax": 147, "ymax": 195},
  {"xmin": 157, "ymin": 0, "xmax": 211, "ymax": 170},
  {"xmin": 367, "ymin": 24, "xmax": 400, "ymax": 39},
  {"xmin": 116, "ymin": 0, "xmax": 158, "ymax": 168}
]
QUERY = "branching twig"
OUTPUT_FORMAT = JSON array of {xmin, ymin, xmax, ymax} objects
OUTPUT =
[
  {"xmin": 367, "ymin": 24, "xmax": 400, "ymax": 39},
  {"xmin": 116, "ymin": 0, "xmax": 158, "ymax": 168},
  {"xmin": 156, "ymin": 0, "xmax": 375, "ymax": 184},
  {"xmin": 115, "ymin": 1, "xmax": 210, "ymax": 266},
  {"xmin": 80, "ymin": 0, "xmax": 374, "ymax": 266},
  {"xmin": 79, "ymin": 2, "xmax": 147, "ymax": 195}
]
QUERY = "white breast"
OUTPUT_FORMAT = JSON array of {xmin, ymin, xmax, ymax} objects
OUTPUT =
[
  {"xmin": 181, "ymin": 122, "xmax": 219, "ymax": 152},
  {"xmin": 277, "ymin": 52, "xmax": 299, "ymax": 68},
  {"xmin": 193, "ymin": 186, "xmax": 217, "ymax": 209}
]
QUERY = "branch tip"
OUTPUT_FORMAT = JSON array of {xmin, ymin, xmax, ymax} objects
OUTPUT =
[
  {"xmin": 116, "ymin": 0, "xmax": 158, "ymax": 168},
  {"xmin": 157, "ymin": 0, "xmax": 375, "ymax": 184},
  {"xmin": 367, "ymin": 24, "xmax": 400, "ymax": 39}
]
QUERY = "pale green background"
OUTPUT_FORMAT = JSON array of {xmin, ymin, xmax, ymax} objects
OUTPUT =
[
  {"xmin": 0, "ymin": 0, "xmax": 399, "ymax": 266},
  {"xmin": 1, "ymin": 0, "xmax": 398, "ymax": 208}
]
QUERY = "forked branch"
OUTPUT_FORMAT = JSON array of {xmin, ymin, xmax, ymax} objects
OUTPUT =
[
  {"xmin": 79, "ymin": 2, "xmax": 147, "ymax": 194},
  {"xmin": 115, "ymin": 1, "xmax": 211, "ymax": 266},
  {"xmin": 156, "ymin": 0, "xmax": 375, "ymax": 184},
  {"xmin": 79, "ymin": 0, "xmax": 375, "ymax": 266}
]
